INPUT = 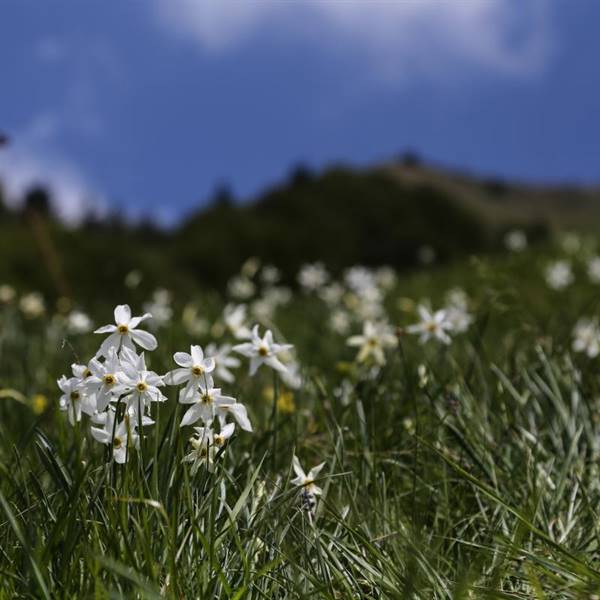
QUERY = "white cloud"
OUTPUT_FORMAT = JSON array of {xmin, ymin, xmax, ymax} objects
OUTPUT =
[
  {"xmin": 0, "ymin": 145, "xmax": 107, "ymax": 226},
  {"xmin": 153, "ymin": 0, "xmax": 552, "ymax": 82}
]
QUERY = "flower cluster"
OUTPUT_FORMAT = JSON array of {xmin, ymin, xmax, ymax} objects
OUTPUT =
[
  {"xmin": 58, "ymin": 305, "xmax": 163, "ymax": 463},
  {"xmin": 165, "ymin": 344, "xmax": 252, "ymax": 473}
]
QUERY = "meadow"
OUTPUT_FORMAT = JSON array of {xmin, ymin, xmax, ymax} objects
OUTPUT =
[{"xmin": 2, "ymin": 232, "xmax": 600, "ymax": 598}]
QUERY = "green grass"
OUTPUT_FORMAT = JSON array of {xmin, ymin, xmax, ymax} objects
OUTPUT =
[{"xmin": 2, "ymin": 242, "xmax": 600, "ymax": 598}]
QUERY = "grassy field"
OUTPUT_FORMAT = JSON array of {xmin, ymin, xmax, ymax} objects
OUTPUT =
[{"xmin": 2, "ymin": 235, "xmax": 600, "ymax": 598}]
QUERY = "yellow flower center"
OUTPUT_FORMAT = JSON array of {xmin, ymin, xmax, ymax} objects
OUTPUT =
[
  {"xmin": 118, "ymin": 324, "xmax": 129, "ymax": 334},
  {"xmin": 113, "ymin": 436, "xmax": 123, "ymax": 449},
  {"xmin": 258, "ymin": 346, "xmax": 268, "ymax": 357},
  {"xmin": 214, "ymin": 435, "xmax": 225, "ymax": 446},
  {"xmin": 201, "ymin": 393, "xmax": 212, "ymax": 404},
  {"xmin": 367, "ymin": 338, "xmax": 378, "ymax": 347},
  {"xmin": 104, "ymin": 374, "xmax": 116, "ymax": 385},
  {"xmin": 192, "ymin": 365, "xmax": 204, "ymax": 376},
  {"xmin": 136, "ymin": 382, "xmax": 148, "ymax": 392},
  {"xmin": 84, "ymin": 369, "xmax": 92, "ymax": 378},
  {"xmin": 426, "ymin": 322, "xmax": 437, "ymax": 333},
  {"xmin": 70, "ymin": 391, "xmax": 80, "ymax": 402}
]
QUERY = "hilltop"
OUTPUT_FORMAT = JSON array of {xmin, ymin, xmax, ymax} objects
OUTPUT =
[{"xmin": 0, "ymin": 157, "xmax": 597, "ymax": 302}]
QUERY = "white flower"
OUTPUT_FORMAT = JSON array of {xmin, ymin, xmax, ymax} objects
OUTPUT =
[
  {"xmin": 0, "ymin": 284, "xmax": 16, "ymax": 303},
  {"xmin": 228, "ymin": 275, "xmax": 255, "ymax": 300},
  {"xmin": 444, "ymin": 290, "xmax": 472, "ymax": 334},
  {"xmin": 224, "ymin": 304, "xmax": 252, "ymax": 340},
  {"xmin": 205, "ymin": 343, "xmax": 240, "ymax": 384},
  {"xmin": 261, "ymin": 265, "xmax": 281, "ymax": 285},
  {"xmin": 572, "ymin": 318, "xmax": 600, "ymax": 358},
  {"xmin": 94, "ymin": 304, "xmax": 157, "ymax": 356},
  {"xmin": 330, "ymin": 309, "xmax": 351, "ymax": 334},
  {"xmin": 179, "ymin": 384, "xmax": 236, "ymax": 427},
  {"xmin": 216, "ymin": 401, "xmax": 253, "ymax": 432},
  {"xmin": 118, "ymin": 348, "xmax": 166, "ymax": 413},
  {"xmin": 347, "ymin": 321, "xmax": 397, "ymax": 365},
  {"xmin": 291, "ymin": 456, "xmax": 326, "ymax": 496},
  {"xmin": 183, "ymin": 423, "xmax": 236, "ymax": 474},
  {"xmin": 375, "ymin": 266, "xmax": 397, "ymax": 291},
  {"xmin": 588, "ymin": 257, "xmax": 600, "ymax": 284},
  {"xmin": 504, "ymin": 229, "xmax": 527, "ymax": 252},
  {"xmin": 445, "ymin": 305, "xmax": 473, "ymax": 334},
  {"xmin": 298, "ymin": 262, "xmax": 329, "ymax": 292},
  {"xmin": 279, "ymin": 362, "xmax": 302, "ymax": 390},
  {"xmin": 164, "ymin": 345, "xmax": 216, "ymax": 402},
  {"xmin": 19, "ymin": 292, "xmax": 45, "ymax": 318},
  {"xmin": 91, "ymin": 411, "xmax": 144, "ymax": 464},
  {"xmin": 545, "ymin": 261, "xmax": 574, "ymax": 290},
  {"xmin": 407, "ymin": 305, "xmax": 453, "ymax": 345},
  {"xmin": 85, "ymin": 347, "xmax": 127, "ymax": 412},
  {"xmin": 57, "ymin": 375, "xmax": 95, "ymax": 424},
  {"xmin": 318, "ymin": 282, "xmax": 345, "ymax": 306},
  {"xmin": 233, "ymin": 325, "xmax": 293, "ymax": 376},
  {"xmin": 67, "ymin": 310, "xmax": 93, "ymax": 334},
  {"xmin": 143, "ymin": 289, "xmax": 173, "ymax": 328}
]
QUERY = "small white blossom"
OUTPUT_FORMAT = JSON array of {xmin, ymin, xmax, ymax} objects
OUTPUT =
[
  {"xmin": 91, "ymin": 410, "xmax": 145, "ymax": 464},
  {"xmin": 298, "ymin": 262, "xmax": 329, "ymax": 292},
  {"xmin": 183, "ymin": 423, "xmax": 236, "ymax": 474},
  {"xmin": 545, "ymin": 261, "xmax": 574, "ymax": 290},
  {"xmin": 291, "ymin": 456, "xmax": 326, "ymax": 497},
  {"xmin": 205, "ymin": 343, "xmax": 240, "ymax": 384},
  {"xmin": 572, "ymin": 318, "xmax": 600, "ymax": 358},
  {"xmin": 19, "ymin": 292, "xmax": 45, "ymax": 318},
  {"xmin": 94, "ymin": 304, "xmax": 157, "ymax": 356},
  {"xmin": 407, "ymin": 305, "xmax": 453, "ymax": 345},
  {"xmin": 233, "ymin": 325, "xmax": 293, "ymax": 376},
  {"xmin": 57, "ymin": 375, "xmax": 95, "ymax": 424},
  {"xmin": 67, "ymin": 310, "xmax": 93, "ymax": 334},
  {"xmin": 179, "ymin": 384, "xmax": 237, "ymax": 427},
  {"xmin": 224, "ymin": 304, "xmax": 252, "ymax": 340},
  {"xmin": 504, "ymin": 229, "xmax": 527, "ymax": 252},
  {"xmin": 347, "ymin": 321, "xmax": 397, "ymax": 365},
  {"xmin": 164, "ymin": 345, "xmax": 216, "ymax": 402}
]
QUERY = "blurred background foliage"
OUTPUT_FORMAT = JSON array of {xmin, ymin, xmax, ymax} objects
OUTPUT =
[{"xmin": 0, "ymin": 156, "xmax": 564, "ymax": 304}]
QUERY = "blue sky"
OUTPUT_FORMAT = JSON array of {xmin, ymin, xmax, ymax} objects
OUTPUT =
[{"xmin": 1, "ymin": 1, "xmax": 599, "ymax": 224}]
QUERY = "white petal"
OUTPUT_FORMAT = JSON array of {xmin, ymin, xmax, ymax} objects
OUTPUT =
[
  {"xmin": 164, "ymin": 368, "xmax": 190, "ymax": 386},
  {"xmin": 114, "ymin": 305, "xmax": 131, "ymax": 325},
  {"xmin": 128, "ymin": 313, "xmax": 152, "ymax": 328},
  {"xmin": 98, "ymin": 333, "xmax": 120, "ymax": 357},
  {"xmin": 131, "ymin": 329, "xmax": 158, "ymax": 351},
  {"xmin": 292, "ymin": 455, "xmax": 306, "ymax": 479},
  {"xmin": 307, "ymin": 462, "xmax": 326, "ymax": 480},
  {"xmin": 190, "ymin": 345, "xmax": 204, "ymax": 364},
  {"xmin": 180, "ymin": 404, "xmax": 202, "ymax": 427},
  {"xmin": 173, "ymin": 352, "xmax": 192, "ymax": 367},
  {"xmin": 232, "ymin": 343, "xmax": 255, "ymax": 357},
  {"xmin": 227, "ymin": 403, "xmax": 252, "ymax": 432},
  {"xmin": 94, "ymin": 324, "xmax": 117, "ymax": 334}
]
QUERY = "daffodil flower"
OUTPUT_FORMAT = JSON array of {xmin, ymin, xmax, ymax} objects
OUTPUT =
[
  {"xmin": 233, "ymin": 325, "xmax": 293, "ymax": 376},
  {"xmin": 91, "ymin": 410, "xmax": 146, "ymax": 464},
  {"xmin": 94, "ymin": 304, "xmax": 157, "ymax": 357},
  {"xmin": 407, "ymin": 305, "xmax": 453, "ymax": 345},
  {"xmin": 291, "ymin": 455, "xmax": 326, "ymax": 496},
  {"xmin": 347, "ymin": 321, "xmax": 397, "ymax": 365},
  {"xmin": 180, "ymin": 384, "xmax": 236, "ymax": 427},
  {"xmin": 183, "ymin": 423, "xmax": 235, "ymax": 473},
  {"xmin": 205, "ymin": 343, "xmax": 241, "ymax": 384},
  {"xmin": 164, "ymin": 345, "xmax": 215, "ymax": 402},
  {"xmin": 85, "ymin": 347, "xmax": 127, "ymax": 411},
  {"xmin": 57, "ymin": 375, "xmax": 95, "ymax": 425}
]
